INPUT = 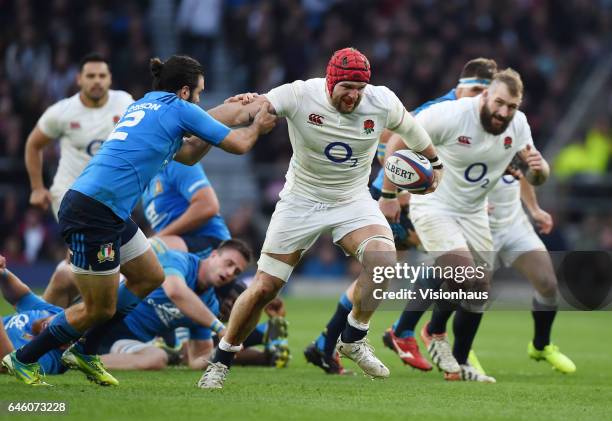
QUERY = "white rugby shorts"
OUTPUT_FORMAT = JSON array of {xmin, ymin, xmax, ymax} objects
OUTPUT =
[{"xmin": 261, "ymin": 191, "xmax": 390, "ymax": 255}]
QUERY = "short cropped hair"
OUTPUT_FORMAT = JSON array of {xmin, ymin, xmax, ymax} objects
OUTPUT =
[
  {"xmin": 79, "ymin": 52, "xmax": 110, "ymax": 72},
  {"xmin": 150, "ymin": 55, "xmax": 204, "ymax": 93},
  {"xmin": 217, "ymin": 239, "xmax": 253, "ymax": 263},
  {"xmin": 492, "ymin": 68, "xmax": 524, "ymax": 97},
  {"xmin": 460, "ymin": 58, "xmax": 498, "ymax": 80}
]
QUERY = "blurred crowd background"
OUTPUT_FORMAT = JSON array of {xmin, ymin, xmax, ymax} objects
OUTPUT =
[{"xmin": 0, "ymin": 0, "xmax": 611, "ymax": 279}]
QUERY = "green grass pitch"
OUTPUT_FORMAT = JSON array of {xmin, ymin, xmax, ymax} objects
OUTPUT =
[{"xmin": 0, "ymin": 297, "xmax": 610, "ymax": 420}]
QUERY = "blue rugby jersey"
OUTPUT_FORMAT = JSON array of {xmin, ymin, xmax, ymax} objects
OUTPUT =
[
  {"xmin": 72, "ymin": 91, "xmax": 231, "ymax": 220},
  {"xmin": 142, "ymin": 161, "xmax": 230, "ymax": 240}
]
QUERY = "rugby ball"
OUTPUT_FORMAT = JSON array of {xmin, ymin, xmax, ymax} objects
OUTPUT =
[{"xmin": 384, "ymin": 150, "xmax": 434, "ymax": 192}]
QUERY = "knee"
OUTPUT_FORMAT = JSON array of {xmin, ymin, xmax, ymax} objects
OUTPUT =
[
  {"xmin": 252, "ymin": 279, "xmax": 281, "ymax": 303},
  {"xmin": 535, "ymin": 275, "xmax": 558, "ymax": 298}
]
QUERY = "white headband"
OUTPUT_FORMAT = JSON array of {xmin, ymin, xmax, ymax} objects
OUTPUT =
[{"xmin": 456, "ymin": 77, "xmax": 491, "ymax": 89}]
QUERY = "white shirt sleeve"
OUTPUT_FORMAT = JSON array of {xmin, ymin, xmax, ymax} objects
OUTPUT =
[
  {"xmin": 515, "ymin": 112, "xmax": 535, "ymax": 150},
  {"xmin": 381, "ymin": 88, "xmax": 432, "ymax": 151},
  {"xmin": 264, "ymin": 80, "xmax": 304, "ymax": 119},
  {"xmin": 382, "ymin": 87, "xmax": 406, "ymax": 130},
  {"xmin": 37, "ymin": 102, "xmax": 64, "ymax": 139},
  {"xmin": 414, "ymin": 101, "xmax": 455, "ymax": 146}
]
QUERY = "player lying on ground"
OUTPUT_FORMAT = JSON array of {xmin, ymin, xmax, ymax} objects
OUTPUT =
[
  {"xmin": 198, "ymin": 47, "xmax": 443, "ymax": 389},
  {"xmin": 3, "ymin": 54, "xmax": 276, "ymax": 387},
  {"xmin": 304, "ymin": 57, "xmax": 496, "ymax": 375},
  {"xmin": 381, "ymin": 68, "xmax": 551, "ymax": 383}
]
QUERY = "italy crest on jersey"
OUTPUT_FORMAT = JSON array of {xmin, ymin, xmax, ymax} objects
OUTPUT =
[
  {"xmin": 97, "ymin": 243, "xmax": 116, "ymax": 263},
  {"xmin": 154, "ymin": 179, "xmax": 163, "ymax": 196}
]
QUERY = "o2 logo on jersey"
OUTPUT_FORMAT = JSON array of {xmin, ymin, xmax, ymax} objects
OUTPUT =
[
  {"xmin": 324, "ymin": 142, "xmax": 358, "ymax": 167},
  {"xmin": 501, "ymin": 174, "xmax": 516, "ymax": 184},
  {"xmin": 86, "ymin": 139, "xmax": 105, "ymax": 156},
  {"xmin": 464, "ymin": 162, "xmax": 490, "ymax": 188}
]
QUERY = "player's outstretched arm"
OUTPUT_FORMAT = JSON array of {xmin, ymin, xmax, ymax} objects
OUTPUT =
[
  {"xmin": 207, "ymin": 95, "xmax": 272, "ymax": 127},
  {"xmin": 217, "ymin": 102, "xmax": 276, "ymax": 154},
  {"xmin": 0, "ymin": 256, "xmax": 33, "ymax": 306},
  {"xmin": 24, "ymin": 126, "xmax": 54, "ymax": 211},
  {"xmin": 519, "ymin": 145, "xmax": 550, "ymax": 186},
  {"xmin": 157, "ymin": 186, "xmax": 220, "ymax": 237},
  {"xmin": 174, "ymin": 136, "xmax": 213, "ymax": 165},
  {"xmin": 162, "ymin": 275, "xmax": 225, "ymax": 335}
]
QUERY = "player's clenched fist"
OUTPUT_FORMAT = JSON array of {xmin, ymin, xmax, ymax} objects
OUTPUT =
[
  {"xmin": 253, "ymin": 102, "xmax": 277, "ymax": 134},
  {"xmin": 379, "ymin": 197, "xmax": 401, "ymax": 223},
  {"xmin": 29, "ymin": 187, "xmax": 52, "ymax": 211}
]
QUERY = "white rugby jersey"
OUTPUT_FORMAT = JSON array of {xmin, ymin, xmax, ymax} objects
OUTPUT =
[
  {"xmin": 410, "ymin": 95, "xmax": 534, "ymax": 214},
  {"xmin": 37, "ymin": 89, "xmax": 133, "ymax": 199},
  {"xmin": 265, "ymin": 78, "xmax": 428, "ymax": 203},
  {"xmin": 487, "ymin": 175, "xmax": 522, "ymax": 229}
]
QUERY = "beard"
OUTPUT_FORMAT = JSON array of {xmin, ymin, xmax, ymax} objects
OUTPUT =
[
  {"xmin": 480, "ymin": 103, "xmax": 512, "ymax": 135},
  {"xmin": 331, "ymin": 94, "xmax": 362, "ymax": 114}
]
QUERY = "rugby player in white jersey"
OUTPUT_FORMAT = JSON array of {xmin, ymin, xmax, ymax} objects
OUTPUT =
[
  {"xmin": 487, "ymin": 176, "xmax": 575, "ymax": 373},
  {"xmin": 382, "ymin": 68, "xmax": 549, "ymax": 383},
  {"xmin": 24, "ymin": 53, "xmax": 134, "ymax": 306},
  {"xmin": 198, "ymin": 47, "xmax": 443, "ymax": 388}
]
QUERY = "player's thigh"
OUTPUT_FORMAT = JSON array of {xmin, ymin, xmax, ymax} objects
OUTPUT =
[
  {"xmin": 120, "ymin": 247, "xmax": 165, "ymax": 295},
  {"xmin": 332, "ymin": 194, "xmax": 393, "ymax": 253},
  {"xmin": 71, "ymin": 272, "xmax": 120, "ymax": 315},
  {"xmin": 495, "ymin": 215, "xmax": 547, "ymax": 268},
  {"xmin": 261, "ymin": 193, "xmax": 327, "ymax": 255},
  {"xmin": 410, "ymin": 210, "xmax": 484, "ymax": 283},
  {"xmin": 109, "ymin": 340, "xmax": 167, "ymax": 370},
  {"xmin": 512, "ymin": 249, "xmax": 557, "ymax": 296}
]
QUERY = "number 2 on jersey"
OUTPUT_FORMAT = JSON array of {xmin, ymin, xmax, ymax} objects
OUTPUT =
[
  {"xmin": 464, "ymin": 162, "xmax": 489, "ymax": 188},
  {"xmin": 107, "ymin": 110, "xmax": 146, "ymax": 141}
]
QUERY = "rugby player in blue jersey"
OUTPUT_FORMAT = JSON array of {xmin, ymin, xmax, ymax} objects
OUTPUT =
[
  {"xmin": 304, "ymin": 58, "xmax": 498, "ymax": 375},
  {"xmin": 0, "ymin": 238, "xmax": 249, "ymax": 374},
  {"xmin": 3, "ymin": 55, "xmax": 276, "ymax": 386},
  {"xmin": 142, "ymin": 161, "xmax": 230, "ymax": 258},
  {"xmin": 95, "ymin": 239, "xmax": 250, "ymax": 371}
]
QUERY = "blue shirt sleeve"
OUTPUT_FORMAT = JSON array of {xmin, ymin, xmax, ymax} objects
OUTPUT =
[
  {"xmin": 180, "ymin": 102, "xmax": 231, "ymax": 146},
  {"xmin": 169, "ymin": 163, "xmax": 211, "ymax": 202},
  {"xmin": 15, "ymin": 292, "xmax": 62, "ymax": 314}
]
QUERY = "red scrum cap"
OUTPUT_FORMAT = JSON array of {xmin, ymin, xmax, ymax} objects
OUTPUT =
[{"xmin": 326, "ymin": 47, "xmax": 371, "ymax": 95}]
